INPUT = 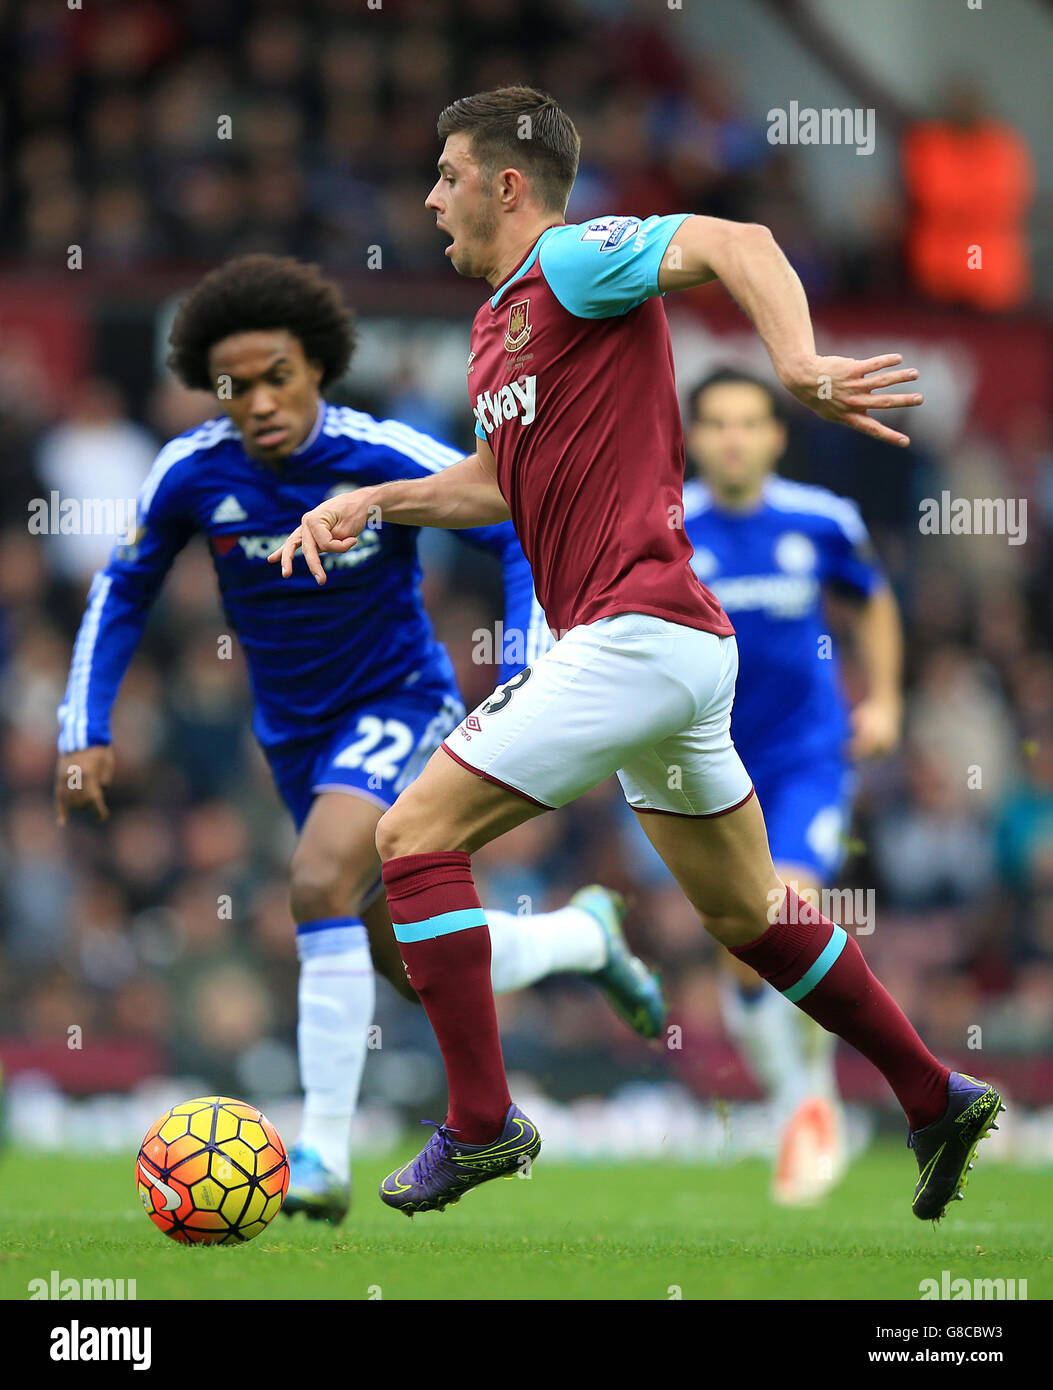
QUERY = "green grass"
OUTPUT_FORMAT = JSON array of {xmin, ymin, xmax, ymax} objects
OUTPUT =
[{"xmin": 1, "ymin": 1144, "xmax": 1049, "ymax": 1301}]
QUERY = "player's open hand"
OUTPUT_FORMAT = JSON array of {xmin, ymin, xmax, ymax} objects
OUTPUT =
[
  {"xmin": 268, "ymin": 490, "xmax": 379, "ymax": 584},
  {"xmin": 782, "ymin": 354, "xmax": 923, "ymax": 447},
  {"xmin": 55, "ymin": 745, "xmax": 114, "ymax": 825}
]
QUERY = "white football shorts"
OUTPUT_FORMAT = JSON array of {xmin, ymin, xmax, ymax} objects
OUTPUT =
[{"xmin": 441, "ymin": 612, "xmax": 755, "ymax": 817}]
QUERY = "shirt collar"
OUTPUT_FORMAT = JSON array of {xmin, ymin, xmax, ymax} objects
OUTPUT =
[
  {"xmin": 490, "ymin": 225, "xmax": 565, "ymax": 309},
  {"xmin": 290, "ymin": 401, "xmax": 326, "ymax": 456}
]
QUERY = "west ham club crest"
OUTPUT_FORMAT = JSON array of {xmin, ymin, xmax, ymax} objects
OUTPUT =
[{"xmin": 504, "ymin": 299, "xmax": 532, "ymax": 353}]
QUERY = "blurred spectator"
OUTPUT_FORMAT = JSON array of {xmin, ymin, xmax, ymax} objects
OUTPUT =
[
  {"xmin": 870, "ymin": 746, "xmax": 996, "ymax": 910},
  {"xmin": 4, "ymin": 797, "xmax": 77, "ymax": 964},
  {"xmin": 86, "ymin": 183, "xmax": 157, "ymax": 262},
  {"xmin": 996, "ymin": 730, "xmax": 1053, "ymax": 961},
  {"xmin": 907, "ymin": 645, "xmax": 1021, "ymax": 808},
  {"xmin": 902, "ymin": 77, "xmax": 1034, "ymax": 311},
  {"xmin": 34, "ymin": 378, "xmax": 157, "ymax": 583}
]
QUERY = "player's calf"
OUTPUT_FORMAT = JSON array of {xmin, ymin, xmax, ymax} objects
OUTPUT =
[{"xmin": 288, "ymin": 794, "xmax": 389, "ymax": 1184}]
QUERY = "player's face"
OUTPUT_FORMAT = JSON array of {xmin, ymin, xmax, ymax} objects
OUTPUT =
[
  {"xmin": 688, "ymin": 383, "xmax": 785, "ymax": 501},
  {"xmin": 208, "ymin": 330, "xmax": 324, "ymax": 465},
  {"xmin": 426, "ymin": 134, "xmax": 499, "ymax": 278}
]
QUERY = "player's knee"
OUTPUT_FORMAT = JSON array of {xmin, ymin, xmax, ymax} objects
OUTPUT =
[
  {"xmin": 288, "ymin": 853, "xmax": 356, "ymax": 923},
  {"xmin": 376, "ymin": 797, "xmax": 469, "ymax": 860},
  {"xmin": 689, "ymin": 869, "xmax": 787, "ymax": 947},
  {"xmin": 694, "ymin": 891, "xmax": 779, "ymax": 949},
  {"xmin": 375, "ymin": 803, "xmax": 424, "ymax": 861},
  {"xmin": 700, "ymin": 909, "xmax": 762, "ymax": 949}
]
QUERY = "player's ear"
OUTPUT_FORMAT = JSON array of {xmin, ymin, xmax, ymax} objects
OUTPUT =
[
  {"xmin": 498, "ymin": 167, "xmax": 524, "ymax": 211},
  {"xmin": 306, "ymin": 359, "xmax": 324, "ymax": 390}
]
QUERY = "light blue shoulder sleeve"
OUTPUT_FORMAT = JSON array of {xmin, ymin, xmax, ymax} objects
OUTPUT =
[{"xmin": 538, "ymin": 213, "xmax": 691, "ymax": 319}]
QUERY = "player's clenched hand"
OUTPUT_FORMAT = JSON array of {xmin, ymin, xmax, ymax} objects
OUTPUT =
[
  {"xmin": 781, "ymin": 354, "xmax": 923, "ymax": 448},
  {"xmin": 268, "ymin": 490, "xmax": 378, "ymax": 585},
  {"xmin": 849, "ymin": 697, "xmax": 902, "ymax": 761},
  {"xmin": 54, "ymin": 745, "xmax": 114, "ymax": 826}
]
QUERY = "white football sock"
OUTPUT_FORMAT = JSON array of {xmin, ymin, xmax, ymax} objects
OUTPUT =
[
  {"xmin": 797, "ymin": 1008, "xmax": 839, "ymax": 1102},
  {"xmin": 485, "ymin": 906, "xmax": 607, "ymax": 993},
  {"xmin": 295, "ymin": 918, "xmax": 375, "ymax": 1179},
  {"xmin": 718, "ymin": 974, "xmax": 810, "ymax": 1114}
]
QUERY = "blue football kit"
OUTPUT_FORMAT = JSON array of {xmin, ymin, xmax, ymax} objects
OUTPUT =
[
  {"xmin": 683, "ymin": 474, "xmax": 884, "ymax": 879},
  {"xmin": 58, "ymin": 402, "xmax": 549, "ymax": 830}
]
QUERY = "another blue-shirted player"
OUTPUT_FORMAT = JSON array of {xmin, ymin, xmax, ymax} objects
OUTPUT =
[
  {"xmin": 53, "ymin": 255, "xmax": 666, "ymax": 1222},
  {"xmin": 682, "ymin": 368, "xmax": 904, "ymax": 1204}
]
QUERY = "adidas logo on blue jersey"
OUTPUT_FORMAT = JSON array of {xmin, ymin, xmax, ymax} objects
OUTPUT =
[{"xmin": 211, "ymin": 494, "xmax": 248, "ymax": 524}]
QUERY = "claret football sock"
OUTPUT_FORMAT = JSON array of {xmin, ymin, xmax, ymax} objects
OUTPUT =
[
  {"xmin": 295, "ymin": 916, "xmax": 375, "ymax": 1176},
  {"xmin": 382, "ymin": 851, "xmax": 511, "ymax": 1144},
  {"xmin": 730, "ymin": 887, "xmax": 950, "ymax": 1131}
]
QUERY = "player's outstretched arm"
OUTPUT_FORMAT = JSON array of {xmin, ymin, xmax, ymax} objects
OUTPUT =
[
  {"xmin": 55, "ymin": 448, "xmax": 196, "ymax": 826},
  {"xmin": 269, "ymin": 441, "xmax": 511, "ymax": 585},
  {"xmin": 658, "ymin": 216, "xmax": 924, "ymax": 447}
]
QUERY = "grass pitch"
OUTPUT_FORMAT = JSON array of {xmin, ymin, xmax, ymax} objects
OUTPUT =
[{"xmin": 2, "ymin": 1144, "xmax": 1049, "ymax": 1301}]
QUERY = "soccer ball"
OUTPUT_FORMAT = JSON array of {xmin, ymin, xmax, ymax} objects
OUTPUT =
[{"xmin": 136, "ymin": 1095, "xmax": 289, "ymax": 1244}]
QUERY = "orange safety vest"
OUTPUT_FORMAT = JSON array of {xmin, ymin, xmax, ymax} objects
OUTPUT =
[{"xmin": 902, "ymin": 120, "xmax": 1033, "ymax": 311}]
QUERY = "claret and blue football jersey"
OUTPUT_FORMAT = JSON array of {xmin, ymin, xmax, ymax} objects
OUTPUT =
[{"xmin": 467, "ymin": 213, "xmax": 732, "ymax": 639}]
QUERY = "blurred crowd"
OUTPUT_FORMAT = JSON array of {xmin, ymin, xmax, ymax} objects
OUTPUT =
[
  {"xmin": 3, "ymin": 0, "xmax": 1037, "ymax": 304},
  {"xmin": 0, "ymin": 0, "xmax": 1049, "ymax": 1123}
]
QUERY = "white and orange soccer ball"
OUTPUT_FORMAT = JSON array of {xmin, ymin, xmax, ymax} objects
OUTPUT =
[{"xmin": 136, "ymin": 1095, "xmax": 289, "ymax": 1244}]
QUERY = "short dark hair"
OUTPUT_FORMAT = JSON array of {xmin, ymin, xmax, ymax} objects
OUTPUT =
[
  {"xmin": 688, "ymin": 368, "xmax": 783, "ymax": 423},
  {"xmin": 437, "ymin": 86, "xmax": 580, "ymax": 214},
  {"xmin": 167, "ymin": 254, "xmax": 356, "ymax": 392}
]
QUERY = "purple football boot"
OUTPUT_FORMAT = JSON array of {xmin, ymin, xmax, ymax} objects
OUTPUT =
[
  {"xmin": 909, "ymin": 1071, "xmax": 1003, "ymax": 1221},
  {"xmin": 380, "ymin": 1103, "xmax": 541, "ymax": 1216}
]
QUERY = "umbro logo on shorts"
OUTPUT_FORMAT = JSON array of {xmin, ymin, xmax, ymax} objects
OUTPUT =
[{"xmin": 464, "ymin": 716, "xmax": 482, "ymax": 732}]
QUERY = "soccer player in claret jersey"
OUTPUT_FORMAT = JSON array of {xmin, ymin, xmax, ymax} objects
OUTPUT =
[
  {"xmin": 682, "ymin": 368, "xmax": 905, "ymax": 1204},
  {"xmin": 274, "ymin": 88, "xmax": 1002, "ymax": 1221},
  {"xmin": 54, "ymin": 254, "xmax": 666, "ymax": 1225}
]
